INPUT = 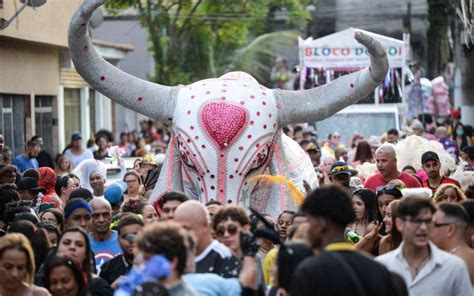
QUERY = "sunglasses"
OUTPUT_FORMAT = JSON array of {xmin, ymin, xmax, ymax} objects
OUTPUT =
[
  {"xmin": 376, "ymin": 184, "xmax": 402, "ymax": 196},
  {"xmin": 215, "ymin": 224, "xmax": 239, "ymax": 237},
  {"xmin": 330, "ymin": 165, "xmax": 349, "ymax": 175}
]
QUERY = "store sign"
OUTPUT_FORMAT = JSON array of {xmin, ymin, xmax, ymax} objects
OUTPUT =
[{"xmin": 302, "ymin": 46, "xmax": 404, "ymax": 68}]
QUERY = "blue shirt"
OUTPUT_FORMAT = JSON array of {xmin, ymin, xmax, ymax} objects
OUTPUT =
[
  {"xmin": 183, "ymin": 273, "xmax": 241, "ymax": 296},
  {"xmin": 12, "ymin": 154, "xmax": 39, "ymax": 173},
  {"xmin": 88, "ymin": 231, "xmax": 122, "ymax": 274}
]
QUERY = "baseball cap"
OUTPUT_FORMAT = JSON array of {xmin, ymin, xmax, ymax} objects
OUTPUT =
[
  {"xmin": 329, "ymin": 161, "xmax": 352, "ymax": 177},
  {"xmin": 105, "ymin": 181, "xmax": 127, "ymax": 205},
  {"xmin": 71, "ymin": 132, "xmax": 82, "ymax": 141},
  {"xmin": 17, "ymin": 177, "xmax": 46, "ymax": 193},
  {"xmin": 306, "ymin": 143, "xmax": 319, "ymax": 152},
  {"xmin": 421, "ymin": 151, "xmax": 440, "ymax": 164}
]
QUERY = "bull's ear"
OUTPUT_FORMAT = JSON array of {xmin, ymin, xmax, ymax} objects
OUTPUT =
[
  {"xmin": 68, "ymin": 0, "xmax": 179, "ymax": 121},
  {"xmin": 274, "ymin": 31, "xmax": 388, "ymax": 125}
]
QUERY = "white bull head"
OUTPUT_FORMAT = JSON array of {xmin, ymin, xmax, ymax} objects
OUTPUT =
[{"xmin": 69, "ymin": 0, "xmax": 389, "ymax": 215}]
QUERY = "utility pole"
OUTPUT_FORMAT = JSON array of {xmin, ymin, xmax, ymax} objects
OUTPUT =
[{"xmin": 453, "ymin": 0, "xmax": 474, "ymax": 125}]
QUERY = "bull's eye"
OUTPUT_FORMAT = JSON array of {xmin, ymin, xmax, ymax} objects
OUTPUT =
[
  {"xmin": 246, "ymin": 146, "xmax": 271, "ymax": 176},
  {"xmin": 179, "ymin": 148, "xmax": 196, "ymax": 169}
]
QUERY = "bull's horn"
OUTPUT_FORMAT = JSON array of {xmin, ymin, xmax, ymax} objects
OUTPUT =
[
  {"xmin": 274, "ymin": 31, "xmax": 389, "ymax": 125},
  {"xmin": 68, "ymin": 0, "xmax": 178, "ymax": 121}
]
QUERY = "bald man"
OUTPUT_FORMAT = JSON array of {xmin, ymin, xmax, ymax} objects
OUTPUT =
[
  {"xmin": 88, "ymin": 198, "xmax": 122, "ymax": 273},
  {"xmin": 364, "ymin": 143, "xmax": 421, "ymax": 192},
  {"xmin": 174, "ymin": 200, "xmax": 241, "ymax": 278}
]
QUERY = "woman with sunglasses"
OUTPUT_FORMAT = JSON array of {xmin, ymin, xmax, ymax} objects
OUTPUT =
[
  {"xmin": 375, "ymin": 180, "xmax": 405, "ymax": 222},
  {"xmin": 123, "ymin": 170, "xmax": 144, "ymax": 203},
  {"xmin": 433, "ymin": 183, "xmax": 466, "ymax": 204},
  {"xmin": 212, "ymin": 206, "xmax": 250, "ymax": 259}
]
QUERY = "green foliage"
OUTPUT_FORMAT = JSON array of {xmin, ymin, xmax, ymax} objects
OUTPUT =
[{"xmin": 104, "ymin": 0, "xmax": 313, "ymax": 86}]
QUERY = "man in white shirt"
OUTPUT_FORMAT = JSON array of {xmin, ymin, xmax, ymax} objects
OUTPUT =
[{"xmin": 376, "ymin": 196, "xmax": 471, "ymax": 296}]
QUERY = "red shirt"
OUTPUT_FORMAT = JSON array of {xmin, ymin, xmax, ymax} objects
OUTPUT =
[
  {"xmin": 422, "ymin": 177, "xmax": 461, "ymax": 194},
  {"xmin": 364, "ymin": 172, "xmax": 421, "ymax": 192}
]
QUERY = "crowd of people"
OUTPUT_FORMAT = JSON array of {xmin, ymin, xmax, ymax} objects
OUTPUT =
[{"xmin": 0, "ymin": 109, "xmax": 473, "ymax": 296}]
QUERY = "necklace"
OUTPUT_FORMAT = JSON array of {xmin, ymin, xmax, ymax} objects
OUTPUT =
[
  {"xmin": 450, "ymin": 245, "xmax": 461, "ymax": 254},
  {"xmin": 409, "ymin": 251, "xmax": 431, "ymax": 277}
]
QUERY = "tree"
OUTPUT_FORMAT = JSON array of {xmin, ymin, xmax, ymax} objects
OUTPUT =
[
  {"xmin": 426, "ymin": 0, "xmax": 453, "ymax": 79},
  {"xmin": 105, "ymin": 0, "xmax": 312, "ymax": 86}
]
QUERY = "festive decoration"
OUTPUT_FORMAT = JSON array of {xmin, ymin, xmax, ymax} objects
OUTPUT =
[{"xmin": 69, "ymin": 0, "xmax": 388, "ymax": 216}]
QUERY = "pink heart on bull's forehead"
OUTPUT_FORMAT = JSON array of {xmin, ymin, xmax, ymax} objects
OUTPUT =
[{"xmin": 200, "ymin": 102, "xmax": 248, "ymax": 149}]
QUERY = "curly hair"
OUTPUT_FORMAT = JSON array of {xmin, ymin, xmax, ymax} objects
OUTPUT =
[
  {"xmin": 135, "ymin": 221, "xmax": 189, "ymax": 276},
  {"xmin": 433, "ymin": 183, "xmax": 466, "ymax": 204},
  {"xmin": 212, "ymin": 206, "xmax": 250, "ymax": 230}
]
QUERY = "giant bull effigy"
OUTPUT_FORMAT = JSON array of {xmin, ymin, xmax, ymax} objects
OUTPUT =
[{"xmin": 69, "ymin": 0, "xmax": 388, "ymax": 215}]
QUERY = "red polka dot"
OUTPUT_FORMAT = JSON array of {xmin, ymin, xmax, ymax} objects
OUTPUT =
[
  {"xmin": 239, "ymin": 146, "xmax": 244, "ymax": 151},
  {"xmin": 83, "ymin": 46, "xmax": 89, "ymax": 51},
  {"xmin": 268, "ymin": 113, "xmax": 272, "ymax": 118},
  {"xmin": 235, "ymin": 170, "xmax": 239, "ymax": 173},
  {"xmin": 247, "ymin": 135, "xmax": 252, "ymax": 139},
  {"xmin": 221, "ymin": 154, "xmax": 225, "ymax": 158},
  {"xmin": 221, "ymin": 96, "xmax": 226, "ymax": 100},
  {"xmin": 350, "ymin": 83, "xmax": 355, "ymax": 88},
  {"xmin": 229, "ymin": 175, "xmax": 234, "ymax": 179},
  {"xmin": 227, "ymin": 199, "xmax": 232, "ymax": 204},
  {"xmin": 262, "ymin": 101, "xmax": 266, "ymax": 106},
  {"xmin": 263, "ymin": 124, "xmax": 267, "ymax": 129},
  {"xmin": 186, "ymin": 151, "xmax": 190, "ymax": 155},
  {"xmin": 190, "ymin": 126, "xmax": 194, "ymax": 130},
  {"xmin": 187, "ymin": 110, "xmax": 191, "ymax": 115},
  {"xmin": 191, "ymin": 95, "xmax": 195, "ymax": 99},
  {"xmin": 276, "ymin": 103, "xmax": 283, "ymax": 109},
  {"xmin": 220, "ymin": 189, "xmax": 224, "ymax": 193},
  {"xmin": 201, "ymin": 187, "xmax": 204, "ymax": 192},
  {"xmin": 240, "ymin": 101, "xmax": 245, "ymax": 105},
  {"xmin": 194, "ymin": 136, "xmax": 199, "ymax": 140},
  {"xmin": 193, "ymin": 153, "xmax": 196, "ymax": 157},
  {"xmin": 234, "ymin": 158, "xmax": 239, "ymax": 162},
  {"xmin": 100, "ymin": 76, "xmax": 105, "ymax": 81},
  {"xmin": 257, "ymin": 112, "xmax": 261, "ymax": 116},
  {"xmin": 137, "ymin": 97, "xmax": 143, "ymax": 102},
  {"xmin": 168, "ymin": 117, "xmax": 173, "ymax": 122},
  {"xmin": 197, "ymin": 177, "xmax": 201, "ymax": 181},
  {"xmin": 201, "ymin": 144, "xmax": 206, "ymax": 149},
  {"xmin": 210, "ymin": 186, "xmax": 215, "ymax": 190},
  {"xmin": 256, "ymin": 143, "xmax": 260, "ymax": 148},
  {"xmin": 244, "ymin": 182, "xmax": 248, "ymax": 186},
  {"xmin": 239, "ymin": 173, "xmax": 243, "ymax": 176},
  {"xmin": 250, "ymin": 95, "xmax": 255, "ymax": 99},
  {"xmin": 250, "ymin": 120, "xmax": 254, "ymax": 125},
  {"xmin": 210, "ymin": 174, "xmax": 215, "ymax": 179},
  {"xmin": 187, "ymin": 139, "xmax": 191, "ymax": 143}
]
